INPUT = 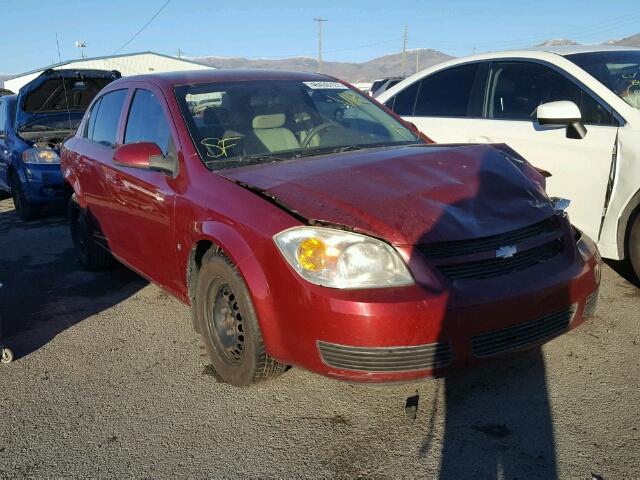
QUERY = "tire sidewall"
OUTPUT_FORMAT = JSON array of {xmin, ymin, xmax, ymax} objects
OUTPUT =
[
  {"xmin": 629, "ymin": 211, "xmax": 640, "ymax": 282},
  {"xmin": 11, "ymin": 173, "xmax": 28, "ymax": 218},
  {"xmin": 68, "ymin": 197, "xmax": 91, "ymax": 268},
  {"xmin": 195, "ymin": 253, "xmax": 261, "ymax": 386}
]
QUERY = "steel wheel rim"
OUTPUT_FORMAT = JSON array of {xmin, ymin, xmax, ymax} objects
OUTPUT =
[{"xmin": 207, "ymin": 281, "xmax": 245, "ymax": 364}]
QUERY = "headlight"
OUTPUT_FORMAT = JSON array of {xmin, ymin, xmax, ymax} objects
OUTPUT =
[
  {"xmin": 273, "ymin": 226, "xmax": 414, "ymax": 289},
  {"xmin": 22, "ymin": 148, "xmax": 60, "ymax": 164}
]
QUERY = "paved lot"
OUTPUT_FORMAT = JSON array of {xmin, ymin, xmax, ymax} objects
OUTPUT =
[{"xmin": 0, "ymin": 196, "xmax": 638, "ymax": 479}]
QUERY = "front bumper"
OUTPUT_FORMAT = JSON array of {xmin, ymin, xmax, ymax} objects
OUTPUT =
[
  {"xmin": 263, "ymin": 232, "xmax": 601, "ymax": 383},
  {"xmin": 22, "ymin": 163, "xmax": 64, "ymax": 203}
]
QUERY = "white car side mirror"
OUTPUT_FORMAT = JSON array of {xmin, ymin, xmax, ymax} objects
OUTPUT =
[{"xmin": 536, "ymin": 101, "xmax": 587, "ymax": 139}]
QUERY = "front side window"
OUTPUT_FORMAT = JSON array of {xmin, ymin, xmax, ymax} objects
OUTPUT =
[
  {"xmin": 175, "ymin": 80, "xmax": 421, "ymax": 171},
  {"xmin": 566, "ymin": 50, "xmax": 640, "ymax": 110},
  {"xmin": 413, "ymin": 63, "xmax": 481, "ymax": 117},
  {"xmin": 88, "ymin": 89, "xmax": 127, "ymax": 147},
  {"xmin": 124, "ymin": 89, "xmax": 172, "ymax": 154},
  {"xmin": 487, "ymin": 61, "xmax": 615, "ymax": 125}
]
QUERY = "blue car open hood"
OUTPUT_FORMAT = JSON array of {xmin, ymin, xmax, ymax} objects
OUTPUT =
[{"xmin": 15, "ymin": 68, "xmax": 120, "ymax": 131}]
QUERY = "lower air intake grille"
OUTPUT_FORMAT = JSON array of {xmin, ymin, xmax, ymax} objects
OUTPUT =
[
  {"xmin": 584, "ymin": 290, "xmax": 599, "ymax": 318},
  {"xmin": 318, "ymin": 341, "xmax": 453, "ymax": 372},
  {"xmin": 471, "ymin": 305, "xmax": 577, "ymax": 357}
]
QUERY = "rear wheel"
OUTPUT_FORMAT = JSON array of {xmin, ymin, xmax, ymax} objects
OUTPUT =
[
  {"xmin": 68, "ymin": 195, "xmax": 113, "ymax": 270},
  {"xmin": 194, "ymin": 249, "xmax": 287, "ymax": 386},
  {"xmin": 628, "ymin": 211, "xmax": 640, "ymax": 283},
  {"xmin": 11, "ymin": 172, "xmax": 39, "ymax": 221}
]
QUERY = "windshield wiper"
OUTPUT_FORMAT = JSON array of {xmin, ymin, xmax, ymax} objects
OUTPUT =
[
  {"xmin": 206, "ymin": 153, "xmax": 290, "ymax": 170},
  {"xmin": 337, "ymin": 145, "xmax": 364, "ymax": 152}
]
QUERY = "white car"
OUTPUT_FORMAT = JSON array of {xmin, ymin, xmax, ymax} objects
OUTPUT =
[{"xmin": 378, "ymin": 45, "xmax": 640, "ymax": 279}]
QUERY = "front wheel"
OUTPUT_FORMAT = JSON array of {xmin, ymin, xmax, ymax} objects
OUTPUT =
[
  {"xmin": 194, "ymin": 249, "xmax": 287, "ymax": 386},
  {"xmin": 11, "ymin": 172, "xmax": 39, "ymax": 221},
  {"xmin": 628, "ymin": 211, "xmax": 640, "ymax": 283}
]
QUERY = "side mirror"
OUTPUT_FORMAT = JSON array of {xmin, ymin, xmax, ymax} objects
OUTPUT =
[
  {"xmin": 113, "ymin": 142, "xmax": 175, "ymax": 175},
  {"xmin": 536, "ymin": 101, "xmax": 587, "ymax": 139}
]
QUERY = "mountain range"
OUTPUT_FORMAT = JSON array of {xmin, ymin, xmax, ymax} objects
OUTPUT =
[{"xmin": 2, "ymin": 34, "xmax": 640, "ymax": 89}]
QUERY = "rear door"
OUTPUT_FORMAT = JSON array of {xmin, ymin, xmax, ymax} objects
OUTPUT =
[
  {"xmin": 466, "ymin": 60, "xmax": 620, "ymax": 242},
  {"xmin": 385, "ymin": 62, "xmax": 487, "ymax": 143},
  {"xmin": 107, "ymin": 85, "xmax": 179, "ymax": 290},
  {"xmin": 77, "ymin": 88, "xmax": 129, "ymax": 240}
]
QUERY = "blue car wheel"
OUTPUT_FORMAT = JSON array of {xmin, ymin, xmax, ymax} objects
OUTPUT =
[{"xmin": 11, "ymin": 172, "xmax": 39, "ymax": 220}]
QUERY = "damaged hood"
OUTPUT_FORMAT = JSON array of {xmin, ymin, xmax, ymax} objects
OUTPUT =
[
  {"xmin": 220, "ymin": 144, "xmax": 555, "ymax": 245},
  {"xmin": 16, "ymin": 68, "xmax": 120, "ymax": 130}
]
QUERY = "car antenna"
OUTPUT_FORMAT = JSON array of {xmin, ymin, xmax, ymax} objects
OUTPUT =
[{"xmin": 55, "ymin": 32, "xmax": 73, "ymax": 130}]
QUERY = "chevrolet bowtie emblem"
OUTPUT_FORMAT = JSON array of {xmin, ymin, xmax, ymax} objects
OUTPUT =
[{"xmin": 496, "ymin": 245, "xmax": 517, "ymax": 258}]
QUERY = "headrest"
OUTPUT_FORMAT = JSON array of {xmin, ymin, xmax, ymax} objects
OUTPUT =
[
  {"xmin": 203, "ymin": 107, "xmax": 228, "ymax": 125},
  {"xmin": 252, "ymin": 113, "xmax": 285, "ymax": 129}
]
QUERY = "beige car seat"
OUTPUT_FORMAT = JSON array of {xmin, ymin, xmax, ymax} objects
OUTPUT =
[{"xmin": 252, "ymin": 113, "xmax": 299, "ymax": 152}]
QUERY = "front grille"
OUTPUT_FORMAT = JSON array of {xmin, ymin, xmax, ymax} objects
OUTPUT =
[
  {"xmin": 438, "ymin": 240, "xmax": 563, "ymax": 281},
  {"xmin": 318, "ymin": 341, "xmax": 453, "ymax": 372},
  {"xmin": 420, "ymin": 217, "xmax": 558, "ymax": 259},
  {"xmin": 470, "ymin": 305, "xmax": 577, "ymax": 357},
  {"xmin": 584, "ymin": 290, "xmax": 599, "ymax": 318}
]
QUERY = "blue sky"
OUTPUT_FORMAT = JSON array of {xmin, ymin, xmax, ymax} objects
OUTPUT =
[{"xmin": 1, "ymin": 0, "xmax": 639, "ymax": 73}]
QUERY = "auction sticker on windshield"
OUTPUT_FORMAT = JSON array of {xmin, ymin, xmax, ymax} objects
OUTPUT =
[{"xmin": 303, "ymin": 81, "xmax": 348, "ymax": 89}]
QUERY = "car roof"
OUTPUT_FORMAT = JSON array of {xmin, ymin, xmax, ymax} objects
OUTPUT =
[
  {"xmin": 526, "ymin": 44, "xmax": 639, "ymax": 55},
  {"xmin": 110, "ymin": 69, "xmax": 336, "ymax": 89}
]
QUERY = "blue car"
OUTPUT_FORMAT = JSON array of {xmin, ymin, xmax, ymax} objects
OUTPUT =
[{"xmin": 0, "ymin": 69, "xmax": 120, "ymax": 219}]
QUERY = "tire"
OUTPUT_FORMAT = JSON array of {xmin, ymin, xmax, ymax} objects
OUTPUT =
[
  {"xmin": 628, "ymin": 210, "xmax": 640, "ymax": 283},
  {"xmin": 11, "ymin": 172, "xmax": 39, "ymax": 221},
  {"xmin": 68, "ymin": 195, "xmax": 113, "ymax": 271},
  {"xmin": 194, "ymin": 249, "xmax": 287, "ymax": 386}
]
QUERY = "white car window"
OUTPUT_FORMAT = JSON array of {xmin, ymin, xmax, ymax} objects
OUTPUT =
[{"xmin": 486, "ymin": 61, "xmax": 616, "ymax": 126}]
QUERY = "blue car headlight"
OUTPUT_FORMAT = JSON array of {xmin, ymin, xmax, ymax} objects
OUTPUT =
[{"xmin": 22, "ymin": 147, "xmax": 60, "ymax": 164}]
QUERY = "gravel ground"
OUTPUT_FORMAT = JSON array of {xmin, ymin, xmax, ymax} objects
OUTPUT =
[{"xmin": 0, "ymin": 197, "xmax": 638, "ymax": 479}]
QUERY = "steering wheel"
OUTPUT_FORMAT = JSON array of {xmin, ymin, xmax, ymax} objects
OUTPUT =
[{"xmin": 301, "ymin": 122, "xmax": 341, "ymax": 148}]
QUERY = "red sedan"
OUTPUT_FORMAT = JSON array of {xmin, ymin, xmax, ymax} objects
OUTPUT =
[{"xmin": 60, "ymin": 70, "xmax": 600, "ymax": 386}]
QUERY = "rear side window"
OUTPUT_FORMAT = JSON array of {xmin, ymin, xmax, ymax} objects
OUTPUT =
[
  {"xmin": 87, "ymin": 89, "xmax": 127, "ymax": 147},
  {"xmin": 414, "ymin": 63, "xmax": 481, "ymax": 117},
  {"xmin": 124, "ymin": 89, "xmax": 172, "ymax": 154},
  {"xmin": 487, "ymin": 61, "xmax": 616, "ymax": 125},
  {"xmin": 386, "ymin": 81, "xmax": 420, "ymax": 115}
]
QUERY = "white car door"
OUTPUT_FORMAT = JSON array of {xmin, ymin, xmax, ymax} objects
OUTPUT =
[{"xmin": 466, "ymin": 60, "xmax": 619, "ymax": 242}]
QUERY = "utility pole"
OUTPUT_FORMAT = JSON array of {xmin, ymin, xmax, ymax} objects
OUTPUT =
[
  {"xmin": 314, "ymin": 17, "xmax": 328, "ymax": 73},
  {"xmin": 177, "ymin": 48, "xmax": 181, "ymax": 59},
  {"xmin": 401, "ymin": 25, "xmax": 408, "ymax": 77}
]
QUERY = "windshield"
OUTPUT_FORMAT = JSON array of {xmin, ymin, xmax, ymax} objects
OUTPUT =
[
  {"xmin": 175, "ymin": 80, "xmax": 421, "ymax": 170},
  {"xmin": 566, "ymin": 51, "xmax": 640, "ymax": 109}
]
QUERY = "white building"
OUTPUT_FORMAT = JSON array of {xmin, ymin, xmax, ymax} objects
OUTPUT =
[{"xmin": 4, "ymin": 51, "xmax": 214, "ymax": 92}]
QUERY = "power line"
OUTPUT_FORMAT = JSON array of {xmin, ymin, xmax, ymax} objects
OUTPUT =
[{"xmin": 113, "ymin": 0, "xmax": 171, "ymax": 54}]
